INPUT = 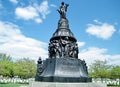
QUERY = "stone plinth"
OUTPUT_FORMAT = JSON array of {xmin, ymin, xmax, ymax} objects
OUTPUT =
[
  {"xmin": 35, "ymin": 58, "xmax": 91, "ymax": 82},
  {"xmin": 29, "ymin": 82, "xmax": 107, "ymax": 87}
]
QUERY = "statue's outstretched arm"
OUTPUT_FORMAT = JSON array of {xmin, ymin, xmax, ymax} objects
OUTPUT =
[
  {"xmin": 65, "ymin": 4, "xmax": 69, "ymax": 11},
  {"xmin": 66, "ymin": 4, "xmax": 69, "ymax": 7}
]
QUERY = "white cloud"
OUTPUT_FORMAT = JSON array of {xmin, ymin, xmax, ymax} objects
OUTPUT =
[
  {"xmin": 50, "ymin": 4, "xmax": 57, "ymax": 8},
  {"xmin": 15, "ymin": 1, "xmax": 50, "ymax": 23},
  {"xmin": 93, "ymin": 19, "xmax": 102, "ymax": 24},
  {"xmin": 9, "ymin": 0, "xmax": 18, "ymax": 4},
  {"xmin": 39, "ymin": 1, "xmax": 50, "ymax": 18},
  {"xmin": 86, "ymin": 20, "xmax": 116, "ymax": 40},
  {"xmin": 15, "ymin": 6, "xmax": 39, "ymax": 20},
  {"xmin": 34, "ymin": 18, "xmax": 42, "ymax": 23},
  {"xmin": 0, "ymin": 21, "xmax": 48, "ymax": 61},
  {"xmin": 77, "ymin": 41, "xmax": 85, "ymax": 48},
  {"xmin": 78, "ymin": 47, "xmax": 120, "ymax": 66},
  {"xmin": 108, "ymin": 55, "xmax": 120, "ymax": 65},
  {"xmin": 37, "ymin": 1, "xmax": 50, "ymax": 19}
]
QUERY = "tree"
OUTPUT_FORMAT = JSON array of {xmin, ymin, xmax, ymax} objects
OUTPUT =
[
  {"xmin": 0, "ymin": 53, "xmax": 37, "ymax": 78},
  {"xmin": 0, "ymin": 53, "xmax": 12, "ymax": 61},
  {"xmin": 111, "ymin": 66, "xmax": 120, "ymax": 79},
  {"xmin": 89, "ymin": 60, "xmax": 112, "ymax": 79},
  {"xmin": 14, "ymin": 58, "xmax": 36, "ymax": 79},
  {"xmin": 0, "ymin": 53, "xmax": 14, "ymax": 77}
]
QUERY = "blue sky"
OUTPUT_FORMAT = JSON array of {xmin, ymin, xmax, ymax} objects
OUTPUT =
[{"xmin": 0, "ymin": 0, "xmax": 120, "ymax": 65}]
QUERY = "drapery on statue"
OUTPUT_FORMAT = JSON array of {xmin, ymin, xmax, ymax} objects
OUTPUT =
[{"xmin": 57, "ymin": 2, "xmax": 69, "ymax": 19}]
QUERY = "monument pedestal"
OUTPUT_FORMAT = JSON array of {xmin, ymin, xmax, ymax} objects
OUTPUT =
[
  {"xmin": 35, "ymin": 58, "xmax": 91, "ymax": 82},
  {"xmin": 29, "ymin": 82, "xmax": 107, "ymax": 87}
]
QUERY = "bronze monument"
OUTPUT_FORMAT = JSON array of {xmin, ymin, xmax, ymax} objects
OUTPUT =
[{"xmin": 35, "ymin": 2, "xmax": 91, "ymax": 82}]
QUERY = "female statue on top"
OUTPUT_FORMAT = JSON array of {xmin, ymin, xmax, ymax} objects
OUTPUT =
[{"xmin": 57, "ymin": 2, "xmax": 69, "ymax": 19}]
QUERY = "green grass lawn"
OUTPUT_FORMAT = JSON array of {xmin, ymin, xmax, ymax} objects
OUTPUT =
[{"xmin": 0, "ymin": 83, "xmax": 28, "ymax": 87}]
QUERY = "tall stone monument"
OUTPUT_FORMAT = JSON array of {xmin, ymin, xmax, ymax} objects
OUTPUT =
[
  {"xmin": 29, "ymin": 2, "xmax": 107, "ymax": 87},
  {"xmin": 35, "ymin": 2, "xmax": 91, "ymax": 82}
]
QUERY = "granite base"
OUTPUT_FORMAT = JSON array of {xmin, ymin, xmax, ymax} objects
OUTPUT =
[{"xmin": 29, "ymin": 81, "xmax": 107, "ymax": 87}]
